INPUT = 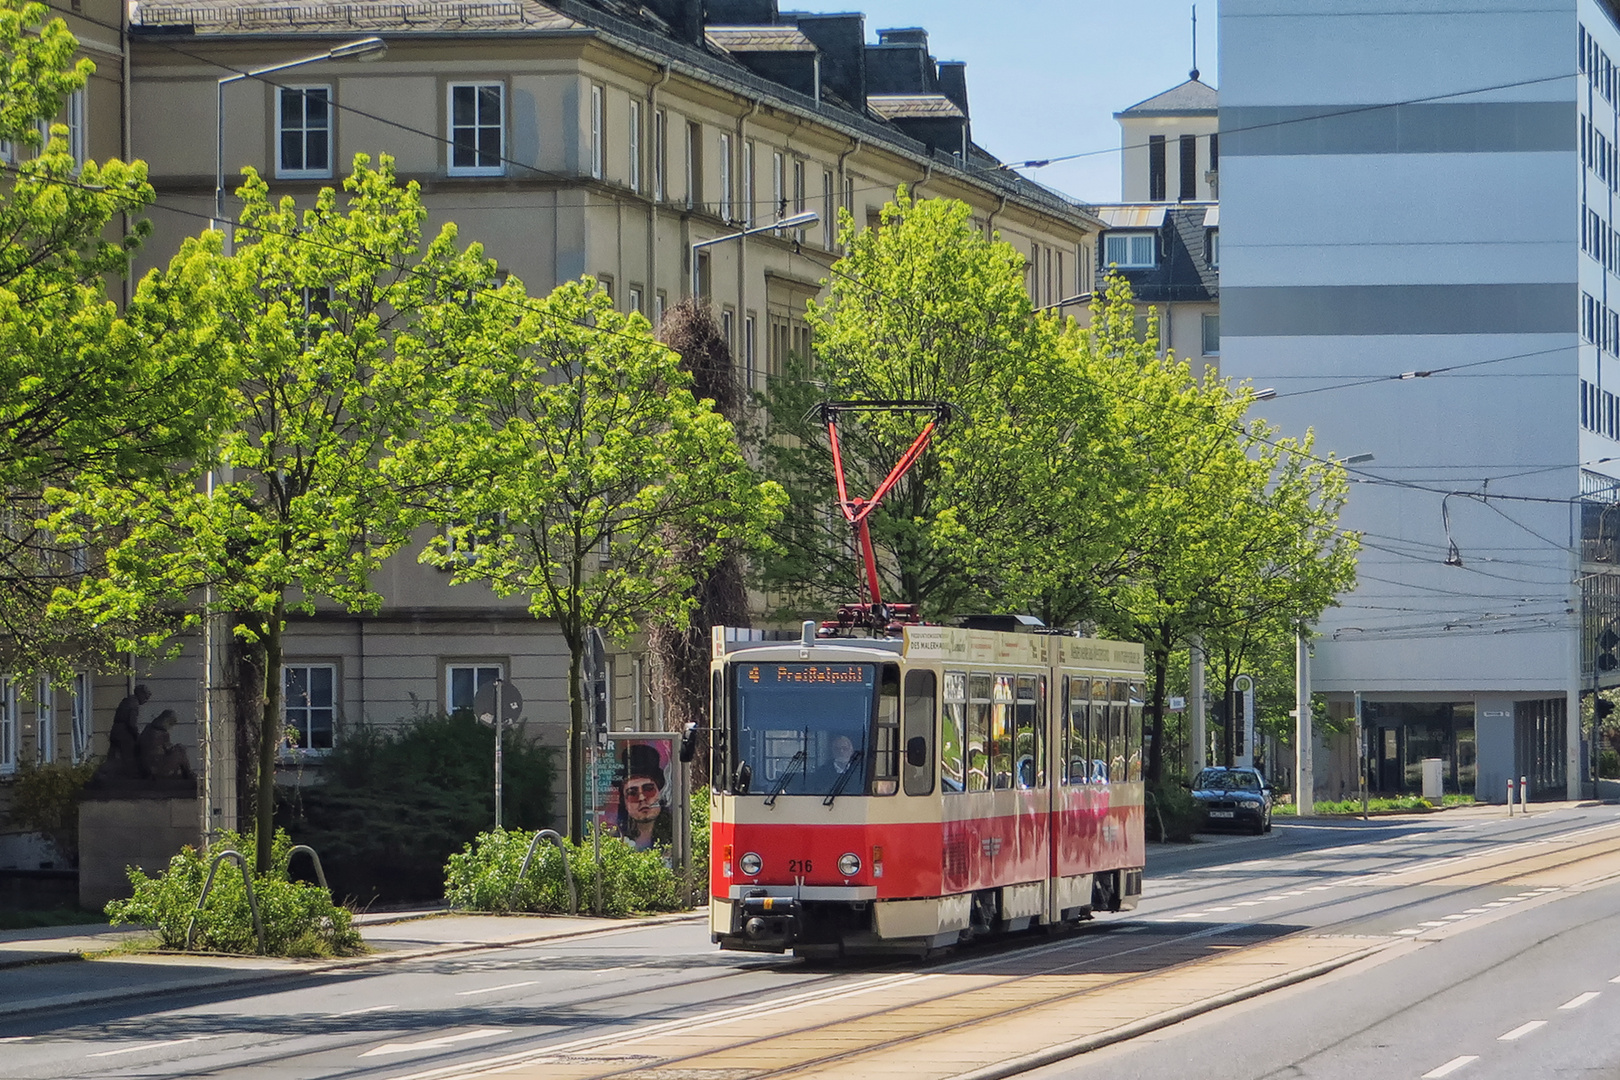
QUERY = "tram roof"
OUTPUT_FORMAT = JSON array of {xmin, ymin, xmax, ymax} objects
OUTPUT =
[{"xmin": 713, "ymin": 625, "xmax": 1143, "ymax": 673}]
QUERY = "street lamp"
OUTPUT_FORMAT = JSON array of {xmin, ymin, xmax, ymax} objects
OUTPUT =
[
  {"xmin": 690, "ymin": 210, "xmax": 819, "ymax": 297},
  {"xmin": 215, "ymin": 36, "xmax": 388, "ymax": 243}
]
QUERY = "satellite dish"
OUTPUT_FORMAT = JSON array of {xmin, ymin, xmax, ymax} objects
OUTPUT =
[{"xmin": 472, "ymin": 680, "xmax": 524, "ymax": 727}]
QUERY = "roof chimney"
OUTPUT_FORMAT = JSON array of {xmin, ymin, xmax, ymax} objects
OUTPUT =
[{"xmin": 936, "ymin": 60, "xmax": 968, "ymax": 117}]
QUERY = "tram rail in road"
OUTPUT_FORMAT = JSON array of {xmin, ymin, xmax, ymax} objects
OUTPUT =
[{"xmin": 382, "ymin": 814, "xmax": 1620, "ymax": 1080}]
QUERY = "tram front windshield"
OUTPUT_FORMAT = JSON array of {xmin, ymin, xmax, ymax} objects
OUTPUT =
[{"xmin": 730, "ymin": 662, "xmax": 879, "ymax": 797}]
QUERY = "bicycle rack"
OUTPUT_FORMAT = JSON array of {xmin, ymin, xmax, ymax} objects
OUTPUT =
[
  {"xmin": 512, "ymin": 829, "xmax": 577, "ymax": 915},
  {"xmin": 185, "ymin": 849, "xmax": 266, "ymax": 954},
  {"xmin": 287, "ymin": 844, "xmax": 330, "ymax": 894}
]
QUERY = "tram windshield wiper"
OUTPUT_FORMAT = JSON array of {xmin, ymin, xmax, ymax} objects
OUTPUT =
[
  {"xmin": 764, "ymin": 749, "xmax": 806, "ymax": 808},
  {"xmin": 823, "ymin": 738, "xmax": 866, "ymax": 807}
]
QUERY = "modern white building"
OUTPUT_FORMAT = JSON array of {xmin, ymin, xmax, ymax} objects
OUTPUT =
[{"xmin": 1218, "ymin": 0, "xmax": 1620, "ymax": 801}]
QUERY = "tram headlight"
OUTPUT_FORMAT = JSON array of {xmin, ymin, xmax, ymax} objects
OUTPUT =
[
  {"xmin": 838, "ymin": 853, "xmax": 862, "ymax": 877},
  {"xmin": 740, "ymin": 852, "xmax": 763, "ymax": 876}
]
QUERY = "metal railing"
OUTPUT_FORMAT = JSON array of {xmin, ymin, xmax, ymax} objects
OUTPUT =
[
  {"xmin": 185, "ymin": 849, "xmax": 265, "ymax": 954},
  {"xmin": 512, "ymin": 829, "xmax": 576, "ymax": 915},
  {"xmin": 287, "ymin": 844, "xmax": 330, "ymax": 894}
]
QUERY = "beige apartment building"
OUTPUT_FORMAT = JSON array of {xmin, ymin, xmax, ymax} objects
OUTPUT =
[{"xmin": 7, "ymin": 0, "xmax": 1104, "ymax": 861}]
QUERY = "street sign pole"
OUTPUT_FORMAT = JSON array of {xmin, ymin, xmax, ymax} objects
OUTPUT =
[
  {"xmin": 1355, "ymin": 690, "xmax": 1368, "ymax": 820},
  {"xmin": 494, "ymin": 679, "xmax": 504, "ymax": 830}
]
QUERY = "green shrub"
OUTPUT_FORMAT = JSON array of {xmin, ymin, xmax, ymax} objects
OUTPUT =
[
  {"xmin": 444, "ymin": 828, "xmax": 687, "ymax": 917},
  {"xmin": 1145, "ymin": 782, "xmax": 1200, "ymax": 842},
  {"xmin": 1601, "ymin": 749, "xmax": 1619, "ymax": 778},
  {"xmin": 277, "ymin": 712, "xmax": 557, "ymax": 904},
  {"xmin": 8, "ymin": 759, "xmax": 97, "ymax": 866},
  {"xmin": 686, "ymin": 788, "xmax": 711, "ymax": 900},
  {"xmin": 106, "ymin": 829, "xmax": 363, "ymax": 957}
]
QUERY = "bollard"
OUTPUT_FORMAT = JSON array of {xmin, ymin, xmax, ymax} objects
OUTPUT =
[
  {"xmin": 1507, "ymin": 777, "xmax": 1515, "ymax": 814},
  {"xmin": 1520, "ymin": 775, "xmax": 1529, "ymax": 813}
]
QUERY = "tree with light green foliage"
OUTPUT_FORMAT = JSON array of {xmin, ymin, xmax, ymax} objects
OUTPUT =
[
  {"xmin": 417, "ymin": 281, "xmax": 785, "ymax": 842},
  {"xmin": 0, "ymin": 0, "xmax": 230, "ymax": 671},
  {"xmin": 50, "ymin": 156, "xmax": 518, "ymax": 873}
]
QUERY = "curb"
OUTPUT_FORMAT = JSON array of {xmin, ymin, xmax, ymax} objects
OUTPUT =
[
  {"xmin": 943, "ymin": 938, "xmax": 1396, "ymax": 1080},
  {"xmin": 0, "ymin": 909, "xmax": 706, "ymax": 1021},
  {"xmin": 0, "ymin": 951, "xmax": 87, "ymax": 972}
]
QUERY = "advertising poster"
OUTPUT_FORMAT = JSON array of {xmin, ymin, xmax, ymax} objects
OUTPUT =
[{"xmin": 599, "ymin": 737, "xmax": 676, "ymax": 855}]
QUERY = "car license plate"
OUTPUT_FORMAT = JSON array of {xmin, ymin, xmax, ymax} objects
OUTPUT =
[{"xmin": 1208, "ymin": 810, "xmax": 1234, "ymax": 818}]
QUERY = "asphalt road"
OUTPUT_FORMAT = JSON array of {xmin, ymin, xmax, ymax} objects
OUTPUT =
[{"xmin": 3, "ymin": 802, "xmax": 1617, "ymax": 1080}]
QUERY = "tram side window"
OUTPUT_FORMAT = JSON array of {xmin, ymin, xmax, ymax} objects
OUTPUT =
[
  {"xmin": 942, "ymin": 671, "xmax": 967, "ymax": 792},
  {"xmin": 1014, "ymin": 675, "xmax": 1039, "ymax": 789},
  {"xmin": 1064, "ymin": 679, "xmax": 1087, "ymax": 783},
  {"xmin": 992, "ymin": 674, "xmax": 1015, "ymax": 790},
  {"xmin": 903, "ymin": 670, "xmax": 936, "ymax": 797},
  {"xmin": 967, "ymin": 673, "xmax": 992, "ymax": 791},
  {"xmin": 1128, "ymin": 683, "xmax": 1144, "ymax": 781},
  {"xmin": 711, "ymin": 670, "xmax": 726, "ymax": 788},
  {"xmin": 873, "ymin": 663, "xmax": 901, "ymax": 795},
  {"xmin": 1110, "ymin": 680, "xmax": 1130, "ymax": 782},
  {"xmin": 1092, "ymin": 679, "xmax": 1111, "ymax": 781},
  {"xmin": 1037, "ymin": 675, "xmax": 1048, "ymax": 787}
]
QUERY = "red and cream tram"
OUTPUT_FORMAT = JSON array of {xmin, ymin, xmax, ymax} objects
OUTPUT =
[{"xmin": 708, "ymin": 621, "xmax": 1146, "ymax": 957}]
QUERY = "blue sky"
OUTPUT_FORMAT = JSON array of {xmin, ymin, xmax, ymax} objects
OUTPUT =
[{"xmin": 789, "ymin": 0, "xmax": 1216, "ymax": 204}]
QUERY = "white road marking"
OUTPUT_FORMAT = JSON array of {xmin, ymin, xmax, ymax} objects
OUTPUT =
[
  {"xmin": 1441, "ymin": 915, "xmax": 1470, "ymax": 921},
  {"xmin": 1174, "ymin": 912, "xmax": 1206, "ymax": 919},
  {"xmin": 0, "ymin": 1037, "xmax": 29, "ymax": 1044},
  {"xmin": 1256, "ymin": 894, "xmax": 1286, "ymax": 901},
  {"xmin": 1462, "ymin": 908, "xmax": 1489, "ymax": 914},
  {"xmin": 1560, "ymin": 992, "xmax": 1601, "ymax": 1010},
  {"xmin": 360, "ymin": 1028, "xmax": 512, "ymax": 1058},
  {"xmin": 1234, "ymin": 901, "xmax": 1264, "ymax": 907},
  {"xmin": 1206, "ymin": 906, "xmax": 1233, "ymax": 912},
  {"xmin": 1419, "ymin": 921, "xmax": 1449, "ymax": 928},
  {"xmin": 1422, "ymin": 1054, "xmax": 1479, "ymax": 1078},
  {"xmin": 1305, "ymin": 886, "xmax": 1332, "ymax": 892},
  {"xmin": 1280, "ymin": 891, "xmax": 1305, "ymax": 897},
  {"xmin": 1116, "ymin": 925, "xmax": 1147, "ymax": 933},
  {"xmin": 1498, "ymin": 1020, "xmax": 1547, "ymax": 1041},
  {"xmin": 1483, "ymin": 901, "xmax": 1512, "ymax": 907},
  {"xmin": 455, "ymin": 981, "xmax": 538, "ymax": 996},
  {"xmin": 1610, "ymin": 974, "xmax": 1620, "ymax": 984},
  {"xmin": 333, "ymin": 1004, "xmax": 399, "ymax": 1017},
  {"xmin": 1395, "ymin": 928, "xmax": 1423, "ymax": 936},
  {"xmin": 89, "ymin": 1036, "xmax": 216, "ymax": 1058},
  {"xmin": 1532, "ymin": 887, "xmax": 1559, "ymax": 893}
]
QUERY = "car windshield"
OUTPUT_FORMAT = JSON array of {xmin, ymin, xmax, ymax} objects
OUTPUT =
[
  {"xmin": 1195, "ymin": 769, "xmax": 1262, "ymax": 792},
  {"xmin": 730, "ymin": 662, "xmax": 879, "ymax": 797}
]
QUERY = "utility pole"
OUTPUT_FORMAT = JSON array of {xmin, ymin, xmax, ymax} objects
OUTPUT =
[
  {"xmin": 1296, "ymin": 627, "xmax": 1313, "ymax": 817},
  {"xmin": 1189, "ymin": 637, "xmax": 1207, "ymax": 777}
]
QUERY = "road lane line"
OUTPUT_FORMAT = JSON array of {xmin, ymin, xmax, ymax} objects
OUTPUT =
[
  {"xmin": 1610, "ymin": 975, "xmax": 1620, "ymax": 984},
  {"xmin": 1419, "ymin": 922, "xmax": 1449, "ymax": 928},
  {"xmin": 1234, "ymin": 901, "xmax": 1264, "ymax": 907},
  {"xmin": 360, "ymin": 1028, "xmax": 512, "ymax": 1058},
  {"xmin": 333, "ymin": 1004, "xmax": 399, "ymax": 1016},
  {"xmin": 1206, "ymin": 906, "xmax": 1233, "ymax": 912},
  {"xmin": 1499, "ymin": 1020, "xmax": 1547, "ymax": 1041},
  {"xmin": 1395, "ymin": 929, "xmax": 1423, "ymax": 936},
  {"xmin": 455, "ymin": 981, "xmax": 539, "ymax": 996},
  {"xmin": 1441, "ymin": 915, "xmax": 1470, "ymax": 921},
  {"xmin": 1560, "ymin": 992, "xmax": 1601, "ymax": 1009},
  {"xmin": 1484, "ymin": 901, "xmax": 1512, "ymax": 907},
  {"xmin": 89, "ymin": 1036, "xmax": 215, "ymax": 1058},
  {"xmin": 1463, "ymin": 908, "xmax": 1489, "ymax": 914},
  {"xmin": 1422, "ymin": 1054, "xmax": 1479, "ymax": 1078}
]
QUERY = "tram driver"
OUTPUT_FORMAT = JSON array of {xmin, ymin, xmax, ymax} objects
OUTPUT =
[{"xmin": 810, "ymin": 734, "xmax": 865, "ymax": 792}]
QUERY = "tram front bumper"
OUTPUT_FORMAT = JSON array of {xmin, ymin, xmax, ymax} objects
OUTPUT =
[{"xmin": 724, "ymin": 892, "xmax": 802, "ymax": 951}]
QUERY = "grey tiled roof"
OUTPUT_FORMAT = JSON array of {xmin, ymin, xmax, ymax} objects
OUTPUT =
[
  {"xmin": 706, "ymin": 26, "xmax": 814, "ymax": 52},
  {"xmin": 867, "ymin": 93, "xmax": 965, "ymax": 120},
  {"xmin": 1115, "ymin": 78, "xmax": 1217, "ymax": 118},
  {"xmin": 130, "ymin": 0, "xmax": 579, "ymax": 31}
]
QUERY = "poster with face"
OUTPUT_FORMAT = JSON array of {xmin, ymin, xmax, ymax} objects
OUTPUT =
[{"xmin": 602, "ymin": 738, "xmax": 674, "ymax": 853}]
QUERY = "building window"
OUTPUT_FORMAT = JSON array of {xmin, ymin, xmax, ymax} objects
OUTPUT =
[
  {"xmin": 654, "ymin": 290, "xmax": 666, "ymax": 328},
  {"xmin": 590, "ymin": 84, "xmax": 604, "ymax": 180},
  {"xmin": 1148, "ymin": 134, "xmax": 1166, "ymax": 201},
  {"xmin": 283, "ymin": 664, "xmax": 336, "ymax": 750},
  {"xmin": 1201, "ymin": 312, "xmax": 1220, "ymax": 356},
  {"xmin": 742, "ymin": 139, "xmax": 754, "ymax": 226},
  {"xmin": 628, "ymin": 285, "xmax": 642, "ymax": 314},
  {"xmin": 718, "ymin": 132, "xmax": 732, "ymax": 221},
  {"xmin": 1, "ymin": 677, "xmax": 19, "ymax": 775},
  {"xmin": 447, "ymin": 663, "xmax": 502, "ymax": 715},
  {"xmin": 63, "ymin": 87, "xmax": 85, "ymax": 169},
  {"xmin": 653, "ymin": 109, "xmax": 666, "ymax": 202},
  {"xmin": 1179, "ymin": 132, "xmax": 1197, "ymax": 201},
  {"xmin": 277, "ymin": 85, "xmax": 332, "ymax": 179},
  {"xmin": 1207, "ymin": 228, "xmax": 1219, "ymax": 267},
  {"xmin": 448, "ymin": 82, "xmax": 505, "ymax": 176},
  {"xmin": 793, "ymin": 158, "xmax": 804, "ymax": 213},
  {"xmin": 684, "ymin": 121, "xmax": 699, "ymax": 210},
  {"xmin": 744, "ymin": 312, "xmax": 757, "ymax": 389},
  {"xmin": 70, "ymin": 672, "xmax": 91, "ymax": 763},
  {"xmin": 628, "ymin": 99, "xmax": 640, "ymax": 192},
  {"xmin": 822, "ymin": 169, "xmax": 834, "ymax": 250},
  {"xmin": 1056, "ymin": 250, "xmax": 1065, "ymax": 300},
  {"xmin": 1103, "ymin": 232, "xmax": 1156, "ymax": 268},
  {"xmin": 34, "ymin": 676, "xmax": 53, "ymax": 764},
  {"xmin": 721, "ymin": 307, "xmax": 734, "ymax": 352},
  {"xmin": 771, "ymin": 150, "xmax": 784, "ymax": 222}
]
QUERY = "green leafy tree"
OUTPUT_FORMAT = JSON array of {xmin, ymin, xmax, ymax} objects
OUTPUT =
[
  {"xmin": 52, "ymin": 156, "xmax": 515, "ymax": 872},
  {"xmin": 0, "ymin": 1, "xmax": 228, "ymax": 670},
  {"xmin": 420, "ymin": 281, "xmax": 785, "ymax": 840}
]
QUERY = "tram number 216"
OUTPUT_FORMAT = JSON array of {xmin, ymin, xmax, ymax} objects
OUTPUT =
[{"xmin": 787, "ymin": 859, "xmax": 813, "ymax": 874}]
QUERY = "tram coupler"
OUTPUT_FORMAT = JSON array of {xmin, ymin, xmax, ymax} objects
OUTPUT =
[{"xmin": 735, "ymin": 891, "xmax": 801, "ymax": 948}]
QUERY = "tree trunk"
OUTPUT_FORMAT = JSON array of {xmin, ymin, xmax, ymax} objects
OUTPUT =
[
  {"xmin": 255, "ymin": 603, "xmax": 284, "ymax": 874},
  {"xmin": 230, "ymin": 628, "xmax": 265, "ymax": 834},
  {"xmin": 1146, "ymin": 646, "xmax": 1169, "ymax": 785},
  {"xmin": 567, "ymin": 643, "xmax": 585, "ymax": 843}
]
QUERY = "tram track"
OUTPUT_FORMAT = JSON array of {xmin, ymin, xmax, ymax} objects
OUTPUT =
[{"xmin": 398, "ymin": 815, "xmax": 1620, "ymax": 1080}]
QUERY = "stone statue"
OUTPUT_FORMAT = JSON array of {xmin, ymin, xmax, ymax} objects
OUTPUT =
[
  {"xmin": 137, "ymin": 710, "xmax": 194, "ymax": 781},
  {"xmin": 109, "ymin": 684, "xmax": 150, "ymax": 763}
]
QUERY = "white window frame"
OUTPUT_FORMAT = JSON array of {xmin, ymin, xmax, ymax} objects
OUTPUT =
[
  {"xmin": 283, "ymin": 663, "xmax": 338, "ymax": 751},
  {"xmin": 683, "ymin": 120, "xmax": 696, "ymax": 210},
  {"xmin": 628, "ymin": 99, "xmax": 641, "ymax": 192},
  {"xmin": 718, "ymin": 132, "xmax": 732, "ymax": 221},
  {"xmin": 65, "ymin": 87, "xmax": 85, "ymax": 169},
  {"xmin": 1201, "ymin": 312, "xmax": 1220, "ymax": 356},
  {"xmin": 589, "ymin": 83, "xmax": 604, "ymax": 180},
  {"xmin": 772, "ymin": 150, "xmax": 784, "ymax": 224},
  {"xmin": 34, "ymin": 675, "xmax": 53, "ymax": 764},
  {"xmin": 1207, "ymin": 228, "xmax": 1219, "ymax": 268},
  {"xmin": 1103, "ymin": 232, "xmax": 1156, "ymax": 269},
  {"xmin": 628, "ymin": 285, "xmax": 642, "ymax": 314},
  {"xmin": 447, "ymin": 82, "xmax": 506, "ymax": 177},
  {"xmin": 653, "ymin": 109, "xmax": 666, "ymax": 202},
  {"xmin": 70, "ymin": 672, "xmax": 92, "ymax": 763},
  {"xmin": 0, "ymin": 677, "xmax": 16, "ymax": 775},
  {"xmin": 742, "ymin": 139, "xmax": 754, "ymax": 226},
  {"xmin": 275, "ymin": 84, "xmax": 333, "ymax": 180},
  {"xmin": 446, "ymin": 663, "xmax": 504, "ymax": 715},
  {"xmin": 822, "ymin": 169, "xmax": 834, "ymax": 250}
]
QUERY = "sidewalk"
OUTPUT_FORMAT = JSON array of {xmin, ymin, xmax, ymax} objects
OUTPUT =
[{"xmin": 0, "ymin": 908, "xmax": 704, "ymax": 1020}]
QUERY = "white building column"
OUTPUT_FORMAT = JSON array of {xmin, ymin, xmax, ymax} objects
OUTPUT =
[{"xmin": 1296, "ymin": 628, "xmax": 1313, "ymax": 816}]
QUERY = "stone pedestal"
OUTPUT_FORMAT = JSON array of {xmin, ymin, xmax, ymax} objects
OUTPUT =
[{"xmin": 78, "ymin": 796, "xmax": 198, "ymax": 911}]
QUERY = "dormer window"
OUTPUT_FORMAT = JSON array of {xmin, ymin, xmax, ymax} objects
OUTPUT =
[
  {"xmin": 1206, "ymin": 228, "xmax": 1219, "ymax": 268},
  {"xmin": 1104, "ymin": 232, "xmax": 1156, "ymax": 269}
]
